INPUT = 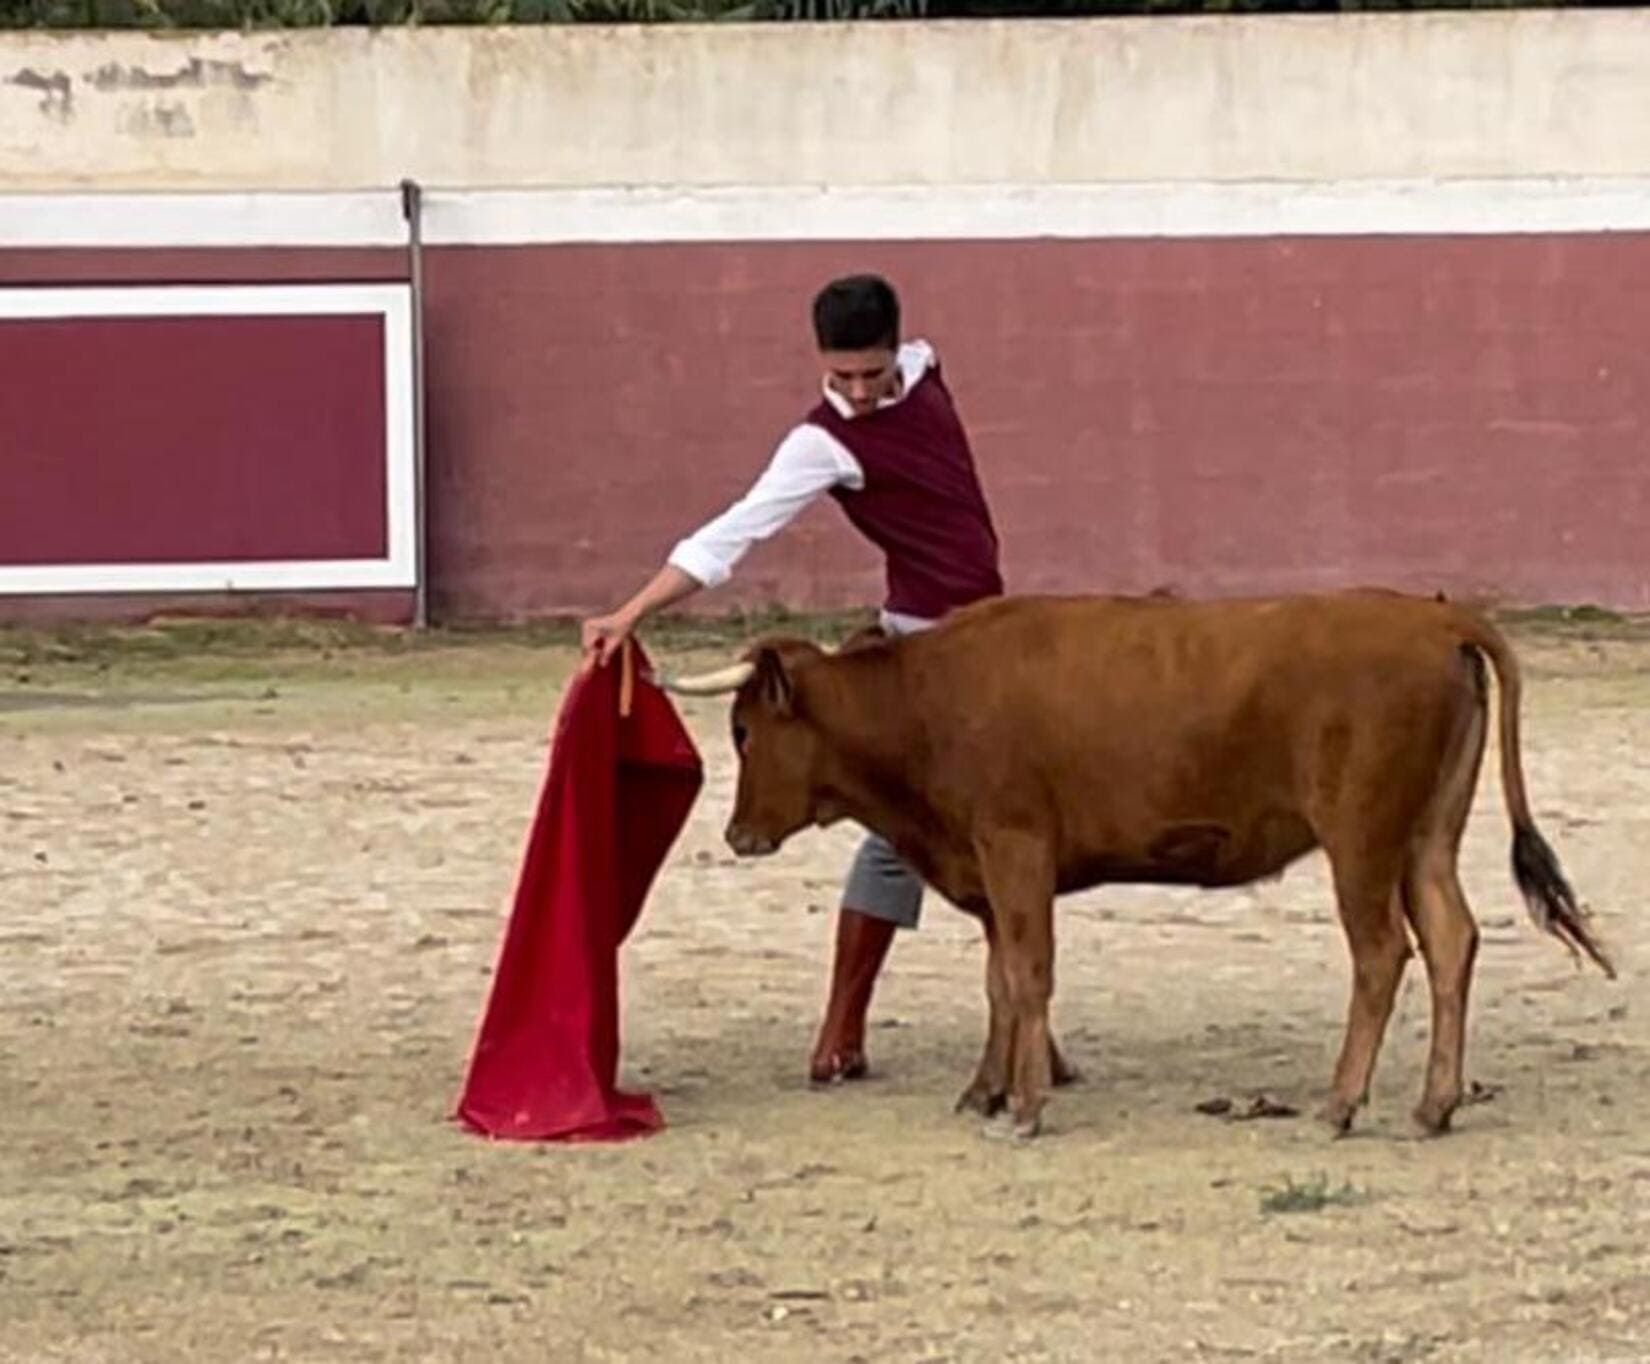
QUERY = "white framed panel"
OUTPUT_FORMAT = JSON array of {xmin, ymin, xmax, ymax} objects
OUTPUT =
[{"xmin": 0, "ymin": 282, "xmax": 416, "ymax": 596}]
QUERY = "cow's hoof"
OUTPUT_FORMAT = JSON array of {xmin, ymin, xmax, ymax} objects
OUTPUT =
[
  {"xmin": 1317, "ymin": 1098, "xmax": 1357, "ymax": 1137},
  {"xmin": 981, "ymin": 1111, "xmax": 1041, "ymax": 1144},
  {"xmin": 954, "ymin": 1083, "xmax": 1006, "ymax": 1118},
  {"xmin": 807, "ymin": 1050, "xmax": 868, "ymax": 1087},
  {"xmin": 1412, "ymin": 1099, "xmax": 1456, "ymax": 1136}
]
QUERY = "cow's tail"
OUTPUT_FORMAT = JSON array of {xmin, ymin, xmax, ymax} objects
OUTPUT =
[{"xmin": 1452, "ymin": 610, "xmax": 1616, "ymax": 979}]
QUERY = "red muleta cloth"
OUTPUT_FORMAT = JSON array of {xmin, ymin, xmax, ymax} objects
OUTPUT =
[{"xmin": 456, "ymin": 641, "xmax": 702, "ymax": 1141}]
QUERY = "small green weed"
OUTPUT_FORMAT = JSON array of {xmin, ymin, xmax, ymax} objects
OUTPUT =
[{"xmin": 1258, "ymin": 1171, "xmax": 1366, "ymax": 1216}]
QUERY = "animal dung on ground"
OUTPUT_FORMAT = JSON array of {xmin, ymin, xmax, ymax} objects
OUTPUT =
[{"xmin": 1196, "ymin": 1094, "xmax": 1300, "ymax": 1121}]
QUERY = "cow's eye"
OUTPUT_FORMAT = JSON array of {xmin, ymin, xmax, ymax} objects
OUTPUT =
[{"xmin": 731, "ymin": 722, "xmax": 748, "ymax": 751}]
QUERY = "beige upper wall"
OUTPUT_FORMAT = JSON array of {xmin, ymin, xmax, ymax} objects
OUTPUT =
[{"xmin": 3, "ymin": 12, "xmax": 1648, "ymax": 192}]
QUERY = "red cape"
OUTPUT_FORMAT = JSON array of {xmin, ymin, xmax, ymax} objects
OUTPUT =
[{"xmin": 455, "ymin": 641, "xmax": 703, "ymax": 1142}]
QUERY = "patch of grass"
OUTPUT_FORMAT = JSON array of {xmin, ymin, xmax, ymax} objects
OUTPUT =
[
  {"xmin": 0, "ymin": 617, "xmax": 413, "ymax": 669},
  {"xmin": 18, "ymin": 592, "xmax": 1642, "ymax": 695},
  {"xmin": 0, "ymin": 606, "xmax": 878, "ymax": 673},
  {"xmin": 1499, "ymin": 602, "xmax": 1623, "ymax": 626},
  {"xmin": 1493, "ymin": 603, "xmax": 1650, "ymax": 642},
  {"xmin": 1258, "ymin": 1171, "xmax": 1367, "ymax": 1216},
  {"xmin": 0, "ymin": 606, "xmax": 887, "ymax": 733},
  {"xmin": 12, "ymin": 595, "xmax": 1644, "ymax": 673},
  {"xmin": 642, "ymin": 605, "xmax": 877, "ymax": 651}
]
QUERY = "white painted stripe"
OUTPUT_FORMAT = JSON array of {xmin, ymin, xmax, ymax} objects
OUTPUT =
[
  {"xmin": 0, "ymin": 282, "xmax": 418, "ymax": 596},
  {"xmin": 0, "ymin": 281, "xmax": 409, "ymax": 319},
  {"xmin": 430, "ymin": 179, "xmax": 1650, "ymax": 244},
  {"xmin": 0, "ymin": 192, "xmax": 409, "ymax": 250},
  {"xmin": 4, "ymin": 178, "xmax": 1650, "ymax": 250}
]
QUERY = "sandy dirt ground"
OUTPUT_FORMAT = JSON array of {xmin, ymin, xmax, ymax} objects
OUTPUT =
[{"xmin": 0, "ymin": 614, "xmax": 1646, "ymax": 1364}]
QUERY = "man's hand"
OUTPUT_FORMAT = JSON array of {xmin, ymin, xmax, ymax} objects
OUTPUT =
[
  {"xmin": 580, "ymin": 611, "xmax": 636, "ymax": 672},
  {"xmin": 577, "ymin": 567, "xmax": 704, "ymax": 676}
]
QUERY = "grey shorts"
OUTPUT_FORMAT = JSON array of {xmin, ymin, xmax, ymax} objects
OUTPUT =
[
  {"xmin": 839, "ymin": 607, "xmax": 935, "ymax": 930},
  {"xmin": 842, "ymin": 831, "xmax": 925, "ymax": 929}
]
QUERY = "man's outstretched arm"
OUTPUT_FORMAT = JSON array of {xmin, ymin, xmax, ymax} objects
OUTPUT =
[{"xmin": 579, "ymin": 425, "xmax": 861, "ymax": 670}]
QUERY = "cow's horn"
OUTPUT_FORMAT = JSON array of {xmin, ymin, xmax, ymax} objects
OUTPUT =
[{"xmin": 656, "ymin": 661, "xmax": 756, "ymax": 695}]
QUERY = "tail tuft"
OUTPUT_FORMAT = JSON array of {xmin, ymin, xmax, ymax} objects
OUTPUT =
[{"xmin": 1511, "ymin": 825, "xmax": 1616, "ymax": 979}]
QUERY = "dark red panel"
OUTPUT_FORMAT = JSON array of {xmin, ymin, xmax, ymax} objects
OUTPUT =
[{"xmin": 0, "ymin": 311, "xmax": 387, "ymax": 566}]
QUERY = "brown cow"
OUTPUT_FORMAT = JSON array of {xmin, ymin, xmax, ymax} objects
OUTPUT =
[{"xmin": 661, "ymin": 590, "xmax": 1615, "ymax": 1140}]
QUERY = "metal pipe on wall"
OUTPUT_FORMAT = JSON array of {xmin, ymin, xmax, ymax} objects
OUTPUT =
[{"xmin": 400, "ymin": 177, "xmax": 430, "ymax": 630}]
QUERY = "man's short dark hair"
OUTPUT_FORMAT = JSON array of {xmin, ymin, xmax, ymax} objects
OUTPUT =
[{"xmin": 812, "ymin": 274, "xmax": 900, "ymax": 351}]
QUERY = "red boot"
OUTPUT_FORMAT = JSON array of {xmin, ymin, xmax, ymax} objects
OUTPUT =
[{"xmin": 809, "ymin": 907, "xmax": 898, "ymax": 1085}]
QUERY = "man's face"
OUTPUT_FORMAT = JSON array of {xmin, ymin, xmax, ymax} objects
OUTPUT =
[{"xmin": 820, "ymin": 346, "xmax": 900, "ymax": 417}]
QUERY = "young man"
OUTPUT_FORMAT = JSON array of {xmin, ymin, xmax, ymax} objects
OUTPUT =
[{"xmin": 580, "ymin": 273, "xmax": 1004, "ymax": 1085}]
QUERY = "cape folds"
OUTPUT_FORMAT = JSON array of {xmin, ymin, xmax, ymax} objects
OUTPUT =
[{"xmin": 456, "ymin": 641, "xmax": 703, "ymax": 1142}]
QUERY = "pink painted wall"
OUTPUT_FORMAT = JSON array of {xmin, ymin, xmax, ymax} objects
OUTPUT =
[
  {"xmin": 424, "ymin": 234, "xmax": 1650, "ymax": 619},
  {"xmin": 3, "ymin": 232, "xmax": 1647, "ymax": 624}
]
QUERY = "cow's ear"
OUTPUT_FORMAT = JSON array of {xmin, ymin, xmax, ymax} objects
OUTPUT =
[{"xmin": 752, "ymin": 646, "xmax": 795, "ymax": 716}]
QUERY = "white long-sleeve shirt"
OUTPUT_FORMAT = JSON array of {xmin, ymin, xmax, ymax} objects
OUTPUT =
[{"xmin": 666, "ymin": 340, "xmax": 938, "ymax": 607}]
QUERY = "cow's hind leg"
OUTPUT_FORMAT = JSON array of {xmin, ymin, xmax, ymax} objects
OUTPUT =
[
  {"xmin": 1403, "ymin": 853, "xmax": 1479, "ymax": 1134},
  {"xmin": 1321, "ymin": 849, "xmax": 1412, "ymax": 1135},
  {"xmin": 1402, "ymin": 681, "xmax": 1488, "ymax": 1134}
]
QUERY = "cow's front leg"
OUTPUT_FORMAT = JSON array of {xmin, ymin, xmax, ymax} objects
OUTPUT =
[
  {"xmin": 975, "ymin": 829, "xmax": 1057, "ymax": 1140},
  {"xmin": 957, "ymin": 937, "xmax": 1076, "ymax": 1115},
  {"xmin": 957, "ymin": 914, "xmax": 1012, "ymax": 1117}
]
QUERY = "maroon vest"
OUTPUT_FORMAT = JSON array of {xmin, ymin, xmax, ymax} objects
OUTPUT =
[{"xmin": 807, "ymin": 364, "xmax": 1004, "ymax": 620}]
